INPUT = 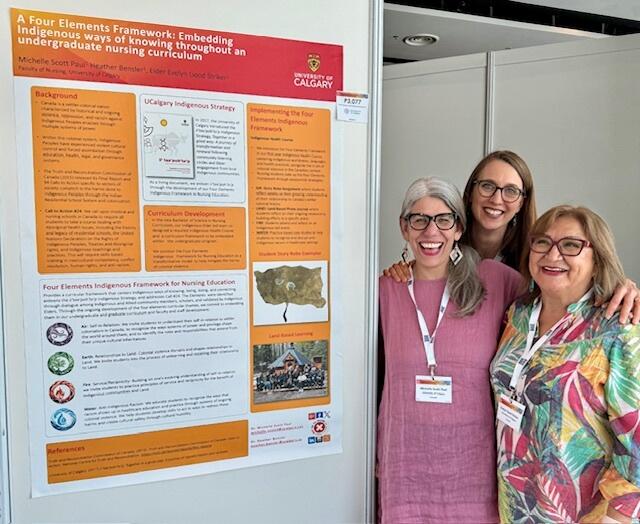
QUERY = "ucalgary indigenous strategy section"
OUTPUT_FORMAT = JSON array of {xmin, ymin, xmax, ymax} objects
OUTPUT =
[{"xmin": 15, "ymin": 15, "xmax": 236, "ymax": 60}]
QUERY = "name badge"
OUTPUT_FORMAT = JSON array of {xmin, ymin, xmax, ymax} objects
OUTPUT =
[
  {"xmin": 415, "ymin": 375, "xmax": 452, "ymax": 404},
  {"xmin": 497, "ymin": 394, "xmax": 525, "ymax": 430}
]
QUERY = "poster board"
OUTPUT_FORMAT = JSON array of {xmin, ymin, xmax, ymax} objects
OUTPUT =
[{"xmin": 0, "ymin": 1, "xmax": 376, "ymax": 522}]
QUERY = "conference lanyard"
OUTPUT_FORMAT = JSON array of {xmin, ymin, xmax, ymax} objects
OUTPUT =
[
  {"xmin": 508, "ymin": 289, "xmax": 593, "ymax": 397},
  {"xmin": 407, "ymin": 268, "xmax": 450, "ymax": 378}
]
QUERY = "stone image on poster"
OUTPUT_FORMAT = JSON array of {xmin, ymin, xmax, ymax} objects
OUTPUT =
[{"xmin": 253, "ymin": 261, "xmax": 328, "ymax": 325}]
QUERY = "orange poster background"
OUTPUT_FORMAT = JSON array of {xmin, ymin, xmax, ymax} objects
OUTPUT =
[
  {"xmin": 144, "ymin": 206, "xmax": 246, "ymax": 271},
  {"xmin": 47, "ymin": 420, "xmax": 247, "ymax": 483},
  {"xmin": 32, "ymin": 86, "xmax": 140, "ymax": 274},
  {"xmin": 248, "ymin": 105, "xmax": 331, "ymax": 412}
]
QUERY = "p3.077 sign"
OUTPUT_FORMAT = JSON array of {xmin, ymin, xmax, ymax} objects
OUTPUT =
[{"xmin": 336, "ymin": 91, "xmax": 368, "ymax": 123}]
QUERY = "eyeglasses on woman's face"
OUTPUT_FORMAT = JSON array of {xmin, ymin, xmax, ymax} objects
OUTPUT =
[
  {"xmin": 529, "ymin": 235, "xmax": 592, "ymax": 256},
  {"xmin": 404, "ymin": 212, "xmax": 457, "ymax": 231},
  {"xmin": 473, "ymin": 179, "xmax": 525, "ymax": 203}
]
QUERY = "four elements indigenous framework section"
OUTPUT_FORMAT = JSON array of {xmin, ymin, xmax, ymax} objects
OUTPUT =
[
  {"xmin": 248, "ymin": 104, "xmax": 331, "ymax": 414},
  {"xmin": 11, "ymin": 7, "xmax": 343, "ymax": 497}
]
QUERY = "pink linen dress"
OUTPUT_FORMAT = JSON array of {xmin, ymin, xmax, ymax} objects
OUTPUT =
[{"xmin": 377, "ymin": 259, "xmax": 522, "ymax": 524}]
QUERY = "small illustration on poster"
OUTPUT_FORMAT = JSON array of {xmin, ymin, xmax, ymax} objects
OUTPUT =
[
  {"xmin": 49, "ymin": 380, "xmax": 76, "ymax": 404},
  {"xmin": 143, "ymin": 113, "xmax": 195, "ymax": 179},
  {"xmin": 50, "ymin": 408, "xmax": 77, "ymax": 431},
  {"xmin": 46, "ymin": 322, "xmax": 73, "ymax": 346},
  {"xmin": 47, "ymin": 352, "xmax": 75, "ymax": 376},
  {"xmin": 253, "ymin": 261, "xmax": 328, "ymax": 325},
  {"xmin": 253, "ymin": 340, "xmax": 328, "ymax": 405}
]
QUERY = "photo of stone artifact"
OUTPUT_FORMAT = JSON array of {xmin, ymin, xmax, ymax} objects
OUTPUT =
[{"xmin": 254, "ymin": 264, "xmax": 327, "ymax": 323}]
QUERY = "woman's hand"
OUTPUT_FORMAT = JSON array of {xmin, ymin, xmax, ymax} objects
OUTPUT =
[
  {"xmin": 603, "ymin": 279, "xmax": 640, "ymax": 324},
  {"xmin": 382, "ymin": 260, "xmax": 412, "ymax": 283}
]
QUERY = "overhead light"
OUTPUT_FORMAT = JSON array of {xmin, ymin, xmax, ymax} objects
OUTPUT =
[{"xmin": 401, "ymin": 33, "xmax": 439, "ymax": 46}]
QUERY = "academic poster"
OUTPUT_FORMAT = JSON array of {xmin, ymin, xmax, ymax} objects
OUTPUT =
[{"xmin": 10, "ymin": 8, "xmax": 343, "ymax": 496}]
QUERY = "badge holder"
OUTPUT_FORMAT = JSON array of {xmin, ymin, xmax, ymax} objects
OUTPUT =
[
  {"xmin": 415, "ymin": 364, "xmax": 452, "ymax": 404},
  {"xmin": 496, "ymin": 389, "xmax": 525, "ymax": 430}
]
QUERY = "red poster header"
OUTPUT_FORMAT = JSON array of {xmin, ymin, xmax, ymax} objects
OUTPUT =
[{"xmin": 11, "ymin": 9, "xmax": 343, "ymax": 101}]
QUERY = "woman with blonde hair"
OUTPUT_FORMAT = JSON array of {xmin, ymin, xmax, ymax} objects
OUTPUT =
[{"xmin": 491, "ymin": 205, "xmax": 640, "ymax": 523}]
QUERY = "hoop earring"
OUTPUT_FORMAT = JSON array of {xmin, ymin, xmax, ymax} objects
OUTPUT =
[
  {"xmin": 511, "ymin": 214, "xmax": 518, "ymax": 227},
  {"xmin": 401, "ymin": 242, "xmax": 409, "ymax": 264},
  {"xmin": 449, "ymin": 242, "xmax": 463, "ymax": 266}
]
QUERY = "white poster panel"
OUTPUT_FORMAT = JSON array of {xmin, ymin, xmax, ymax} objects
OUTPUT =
[{"xmin": 10, "ymin": 8, "xmax": 343, "ymax": 496}]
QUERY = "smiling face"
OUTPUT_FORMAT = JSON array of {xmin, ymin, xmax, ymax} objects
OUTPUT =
[
  {"xmin": 529, "ymin": 216, "xmax": 595, "ymax": 306},
  {"xmin": 401, "ymin": 196, "xmax": 462, "ymax": 280},
  {"xmin": 471, "ymin": 159, "xmax": 524, "ymax": 235}
]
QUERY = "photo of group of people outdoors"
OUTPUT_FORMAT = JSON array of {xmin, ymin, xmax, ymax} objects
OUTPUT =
[{"xmin": 253, "ymin": 340, "xmax": 328, "ymax": 404}]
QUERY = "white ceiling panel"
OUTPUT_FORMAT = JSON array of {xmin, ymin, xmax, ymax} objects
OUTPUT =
[
  {"xmin": 384, "ymin": 3, "xmax": 605, "ymax": 62},
  {"xmin": 518, "ymin": 1, "xmax": 640, "ymax": 21}
]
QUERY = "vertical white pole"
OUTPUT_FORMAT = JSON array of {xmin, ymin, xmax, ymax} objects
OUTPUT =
[
  {"xmin": 485, "ymin": 51, "xmax": 496, "ymax": 154},
  {"xmin": 365, "ymin": 0, "xmax": 383, "ymax": 521}
]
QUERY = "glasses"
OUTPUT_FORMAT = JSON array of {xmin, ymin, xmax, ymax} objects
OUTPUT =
[
  {"xmin": 404, "ymin": 213, "xmax": 457, "ymax": 231},
  {"xmin": 529, "ymin": 235, "xmax": 592, "ymax": 256},
  {"xmin": 473, "ymin": 180, "xmax": 525, "ymax": 203}
]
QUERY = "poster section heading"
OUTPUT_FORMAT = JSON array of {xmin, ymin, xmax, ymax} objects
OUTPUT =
[{"xmin": 11, "ymin": 9, "xmax": 343, "ymax": 101}]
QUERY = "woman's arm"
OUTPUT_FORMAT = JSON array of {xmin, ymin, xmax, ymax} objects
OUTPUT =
[
  {"xmin": 377, "ymin": 323, "xmax": 385, "ymax": 409},
  {"xmin": 597, "ymin": 324, "xmax": 640, "ymax": 521}
]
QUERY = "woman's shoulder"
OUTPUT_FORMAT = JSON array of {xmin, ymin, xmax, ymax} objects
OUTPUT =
[
  {"xmin": 379, "ymin": 274, "xmax": 402, "ymax": 287},
  {"xmin": 378, "ymin": 274, "xmax": 406, "ymax": 297},
  {"xmin": 584, "ymin": 304, "xmax": 640, "ymax": 342},
  {"xmin": 477, "ymin": 258, "xmax": 521, "ymax": 279},
  {"xmin": 477, "ymin": 258, "xmax": 524, "ymax": 298}
]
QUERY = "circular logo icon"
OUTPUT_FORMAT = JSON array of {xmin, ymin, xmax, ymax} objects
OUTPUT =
[
  {"xmin": 49, "ymin": 380, "xmax": 75, "ymax": 404},
  {"xmin": 312, "ymin": 419, "xmax": 327, "ymax": 435},
  {"xmin": 50, "ymin": 408, "xmax": 77, "ymax": 431},
  {"xmin": 46, "ymin": 323, "xmax": 73, "ymax": 346},
  {"xmin": 47, "ymin": 352, "xmax": 74, "ymax": 376}
]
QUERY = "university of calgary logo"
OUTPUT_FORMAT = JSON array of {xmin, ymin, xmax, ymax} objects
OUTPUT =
[{"xmin": 307, "ymin": 53, "xmax": 321, "ymax": 72}]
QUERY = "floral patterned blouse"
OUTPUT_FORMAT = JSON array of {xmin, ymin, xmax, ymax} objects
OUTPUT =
[{"xmin": 490, "ymin": 297, "xmax": 640, "ymax": 523}]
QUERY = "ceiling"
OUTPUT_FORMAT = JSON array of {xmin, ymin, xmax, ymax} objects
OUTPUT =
[{"xmin": 383, "ymin": 1, "xmax": 640, "ymax": 63}]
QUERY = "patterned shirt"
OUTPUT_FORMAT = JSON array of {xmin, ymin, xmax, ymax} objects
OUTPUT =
[{"xmin": 490, "ymin": 298, "xmax": 640, "ymax": 523}]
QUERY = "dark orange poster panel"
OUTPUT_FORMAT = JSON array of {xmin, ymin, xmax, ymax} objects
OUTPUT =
[
  {"xmin": 47, "ymin": 420, "xmax": 248, "ymax": 483},
  {"xmin": 247, "ymin": 104, "xmax": 330, "ymax": 262},
  {"xmin": 32, "ymin": 86, "xmax": 140, "ymax": 274},
  {"xmin": 144, "ymin": 206, "xmax": 246, "ymax": 271},
  {"xmin": 247, "ymin": 104, "xmax": 331, "ymax": 412}
]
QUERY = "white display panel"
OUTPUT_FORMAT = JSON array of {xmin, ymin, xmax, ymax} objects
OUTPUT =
[
  {"xmin": 492, "ymin": 35, "xmax": 640, "ymax": 282},
  {"xmin": 381, "ymin": 54, "xmax": 487, "ymax": 269}
]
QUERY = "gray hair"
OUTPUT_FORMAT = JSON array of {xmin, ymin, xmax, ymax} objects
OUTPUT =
[{"xmin": 401, "ymin": 177, "xmax": 485, "ymax": 316}]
